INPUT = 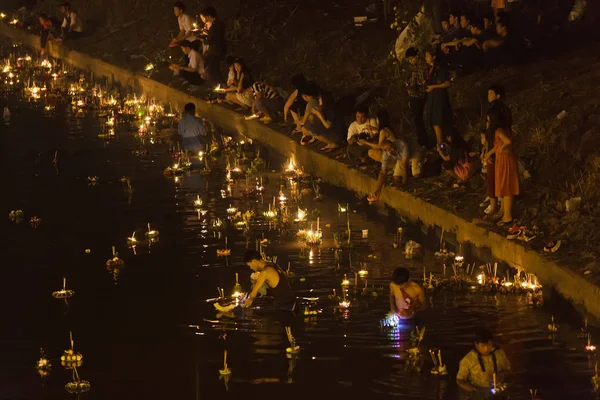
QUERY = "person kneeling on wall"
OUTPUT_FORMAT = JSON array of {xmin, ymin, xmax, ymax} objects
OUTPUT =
[{"xmin": 169, "ymin": 40, "xmax": 204, "ymax": 88}]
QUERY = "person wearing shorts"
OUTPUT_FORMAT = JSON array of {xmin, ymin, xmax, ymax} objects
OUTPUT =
[{"xmin": 372, "ymin": 138, "xmax": 410, "ymax": 200}]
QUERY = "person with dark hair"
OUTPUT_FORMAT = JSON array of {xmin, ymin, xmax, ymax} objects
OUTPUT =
[
  {"xmin": 200, "ymin": 6, "xmax": 226, "ymax": 84},
  {"xmin": 457, "ymin": 329, "xmax": 511, "ymax": 394},
  {"xmin": 38, "ymin": 13, "xmax": 60, "ymax": 56},
  {"xmin": 482, "ymin": 16, "xmax": 522, "ymax": 68},
  {"xmin": 482, "ymin": 85, "xmax": 512, "ymax": 218},
  {"xmin": 438, "ymin": 132, "xmax": 476, "ymax": 183},
  {"xmin": 243, "ymin": 250, "xmax": 296, "ymax": 311},
  {"xmin": 346, "ymin": 105, "xmax": 378, "ymax": 164},
  {"xmin": 243, "ymin": 250, "xmax": 299, "ymax": 352},
  {"xmin": 389, "ymin": 267, "xmax": 426, "ymax": 320},
  {"xmin": 482, "ymin": 102, "xmax": 519, "ymax": 226},
  {"xmin": 251, "ymin": 81, "xmax": 282, "ymax": 123},
  {"xmin": 59, "ymin": 2, "xmax": 83, "ymax": 40},
  {"xmin": 170, "ymin": 2, "xmax": 198, "ymax": 47},
  {"xmin": 359, "ymin": 110, "xmax": 396, "ymax": 162},
  {"xmin": 405, "ymin": 48, "xmax": 429, "ymax": 148},
  {"xmin": 372, "ymin": 138, "xmax": 421, "ymax": 199},
  {"xmin": 284, "ymin": 73, "xmax": 309, "ymax": 133},
  {"xmin": 299, "ymin": 83, "xmax": 342, "ymax": 151},
  {"xmin": 223, "ymin": 59, "xmax": 253, "ymax": 107},
  {"xmin": 177, "ymin": 102, "xmax": 206, "ymax": 154},
  {"xmin": 424, "ymin": 49, "xmax": 452, "ymax": 149},
  {"xmin": 169, "ymin": 40, "xmax": 204, "ymax": 87}
]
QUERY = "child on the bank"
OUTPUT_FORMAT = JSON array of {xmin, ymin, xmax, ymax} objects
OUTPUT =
[
  {"xmin": 389, "ymin": 267, "xmax": 426, "ymax": 319},
  {"xmin": 457, "ymin": 329, "xmax": 511, "ymax": 397}
]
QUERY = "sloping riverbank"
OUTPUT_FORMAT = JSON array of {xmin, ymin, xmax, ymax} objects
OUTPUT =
[{"xmin": 3, "ymin": 24, "xmax": 600, "ymax": 322}]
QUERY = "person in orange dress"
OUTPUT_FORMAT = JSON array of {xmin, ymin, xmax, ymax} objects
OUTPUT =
[{"xmin": 483, "ymin": 106, "xmax": 519, "ymax": 225}]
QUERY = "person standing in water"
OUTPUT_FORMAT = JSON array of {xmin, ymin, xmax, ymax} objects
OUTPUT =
[
  {"xmin": 457, "ymin": 329, "xmax": 511, "ymax": 397},
  {"xmin": 389, "ymin": 267, "xmax": 426, "ymax": 319},
  {"xmin": 243, "ymin": 250, "xmax": 299, "ymax": 352}
]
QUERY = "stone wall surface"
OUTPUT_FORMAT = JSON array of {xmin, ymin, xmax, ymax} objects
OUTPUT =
[{"xmin": 3, "ymin": 24, "xmax": 600, "ymax": 321}]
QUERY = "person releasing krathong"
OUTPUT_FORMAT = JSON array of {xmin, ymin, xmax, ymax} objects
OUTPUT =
[{"xmin": 389, "ymin": 267, "xmax": 426, "ymax": 320}]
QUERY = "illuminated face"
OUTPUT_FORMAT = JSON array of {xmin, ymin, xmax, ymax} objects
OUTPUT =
[
  {"xmin": 425, "ymin": 52, "xmax": 434, "ymax": 66},
  {"xmin": 174, "ymin": 7, "xmax": 182, "ymax": 17},
  {"xmin": 475, "ymin": 340, "xmax": 494, "ymax": 356},
  {"xmin": 355, "ymin": 112, "xmax": 367, "ymax": 124},
  {"xmin": 441, "ymin": 21, "xmax": 449, "ymax": 32},
  {"xmin": 60, "ymin": 6, "xmax": 68, "ymax": 15},
  {"xmin": 460, "ymin": 16, "xmax": 469, "ymax": 29},
  {"xmin": 246, "ymin": 260, "xmax": 261, "ymax": 272},
  {"xmin": 449, "ymin": 14, "xmax": 458, "ymax": 26},
  {"xmin": 487, "ymin": 90, "xmax": 500, "ymax": 103},
  {"xmin": 181, "ymin": 46, "xmax": 190, "ymax": 55},
  {"xmin": 382, "ymin": 142, "xmax": 393, "ymax": 153},
  {"xmin": 408, "ymin": 56, "xmax": 417, "ymax": 65},
  {"xmin": 200, "ymin": 15, "xmax": 207, "ymax": 24}
]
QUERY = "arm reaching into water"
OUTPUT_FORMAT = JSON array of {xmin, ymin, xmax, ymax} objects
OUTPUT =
[{"xmin": 245, "ymin": 270, "xmax": 268, "ymax": 308}]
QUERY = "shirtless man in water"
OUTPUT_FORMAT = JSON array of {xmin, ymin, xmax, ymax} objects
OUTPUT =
[
  {"xmin": 243, "ymin": 250, "xmax": 299, "ymax": 352},
  {"xmin": 389, "ymin": 267, "xmax": 426, "ymax": 319}
]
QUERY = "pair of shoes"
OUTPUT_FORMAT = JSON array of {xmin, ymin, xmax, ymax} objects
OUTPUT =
[
  {"xmin": 483, "ymin": 204, "xmax": 494, "ymax": 215},
  {"xmin": 544, "ymin": 240, "xmax": 561, "ymax": 253}
]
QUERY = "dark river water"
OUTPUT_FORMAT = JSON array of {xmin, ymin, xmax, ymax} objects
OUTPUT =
[{"xmin": 1, "ymin": 54, "xmax": 598, "ymax": 400}]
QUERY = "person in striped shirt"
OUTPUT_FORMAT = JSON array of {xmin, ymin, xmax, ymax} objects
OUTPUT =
[{"xmin": 251, "ymin": 81, "xmax": 282, "ymax": 124}]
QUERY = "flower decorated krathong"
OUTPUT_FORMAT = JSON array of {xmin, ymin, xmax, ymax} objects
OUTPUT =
[
  {"xmin": 36, "ymin": 349, "xmax": 52, "ymax": 377},
  {"xmin": 61, "ymin": 349, "xmax": 83, "ymax": 369},
  {"xmin": 65, "ymin": 368, "xmax": 90, "ymax": 394},
  {"xmin": 380, "ymin": 312, "xmax": 400, "ymax": 328}
]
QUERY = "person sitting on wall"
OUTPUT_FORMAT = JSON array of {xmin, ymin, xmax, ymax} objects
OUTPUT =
[
  {"xmin": 437, "ymin": 131, "xmax": 476, "ymax": 184},
  {"xmin": 58, "ymin": 2, "xmax": 83, "ymax": 40},
  {"xmin": 346, "ymin": 104, "xmax": 378, "ymax": 165},
  {"xmin": 169, "ymin": 2, "xmax": 199, "ymax": 49},
  {"xmin": 298, "ymin": 82, "xmax": 343, "ymax": 151},
  {"xmin": 358, "ymin": 110, "xmax": 397, "ymax": 163},
  {"xmin": 389, "ymin": 267, "xmax": 426, "ymax": 320},
  {"xmin": 38, "ymin": 13, "xmax": 60, "ymax": 56},
  {"xmin": 283, "ymin": 73, "xmax": 309, "ymax": 134},
  {"xmin": 169, "ymin": 40, "xmax": 204, "ymax": 89},
  {"xmin": 251, "ymin": 81, "xmax": 283, "ymax": 124},
  {"xmin": 222, "ymin": 58, "xmax": 254, "ymax": 108}
]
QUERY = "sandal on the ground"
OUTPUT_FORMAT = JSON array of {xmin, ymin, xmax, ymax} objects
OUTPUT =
[
  {"xmin": 300, "ymin": 135, "xmax": 315, "ymax": 145},
  {"xmin": 544, "ymin": 240, "xmax": 561, "ymax": 253}
]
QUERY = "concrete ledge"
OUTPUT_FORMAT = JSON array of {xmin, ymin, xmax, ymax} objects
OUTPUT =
[{"xmin": 3, "ymin": 24, "xmax": 600, "ymax": 320}]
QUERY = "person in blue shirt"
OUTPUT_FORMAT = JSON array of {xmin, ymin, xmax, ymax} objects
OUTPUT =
[{"xmin": 178, "ymin": 103, "xmax": 206, "ymax": 156}]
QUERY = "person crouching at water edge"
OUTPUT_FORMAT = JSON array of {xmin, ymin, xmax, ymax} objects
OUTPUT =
[
  {"xmin": 243, "ymin": 250, "xmax": 300, "ymax": 353},
  {"xmin": 389, "ymin": 267, "xmax": 426, "ymax": 319},
  {"xmin": 457, "ymin": 329, "xmax": 511, "ymax": 399}
]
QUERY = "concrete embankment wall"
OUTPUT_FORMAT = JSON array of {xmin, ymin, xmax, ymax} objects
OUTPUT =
[{"xmin": 3, "ymin": 24, "xmax": 600, "ymax": 321}]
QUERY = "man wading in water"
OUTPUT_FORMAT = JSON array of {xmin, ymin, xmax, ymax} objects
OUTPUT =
[
  {"xmin": 243, "ymin": 250, "xmax": 300, "ymax": 353},
  {"xmin": 389, "ymin": 267, "xmax": 426, "ymax": 319}
]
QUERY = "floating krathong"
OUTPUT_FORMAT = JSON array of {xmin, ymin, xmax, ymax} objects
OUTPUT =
[
  {"xmin": 145, "ymin": 223, "xmax": 159, "ymax": 238},
  {"xmin": 61, "ymin": 332, "xmax": 83, "ymax": 369},
  {"xmin": 294, "ymin": 208, "xmax": 307, "ymax": 222},
  {"xmin": 380, "ymin": 312, "xmax": 400, "ymax": 328},
  {"xmin": 339, "ymin": 300, "xmax": 351, "ymax": 309},
  {"xmin": 285, "ymin": 326, "xmax": 300, "ymax": 354},
  {"xmin": 490, "ymin": 373, "xmax": 507, "ymax": 395},
  {"xmin": 106, "ymin": 246, "xmax": 124, "ymax": 269},
  {"xmin": 144, "ymin": 63, "xmax": 155, "ymax": 71},
  {"xmin": 127, "ymin": 231, "xmax": 137, "ymax": 245},
  {"xmin": 341, "ymin": 274, "xmax": 350, "ymax": 287},
  {"xmin": 217, "ymin": 237, "xmax": 231, "ymax": 257},
  {"xmin": 430, "ymin": 349, "xmax": 447, "ymax": 376},
  {"xmin": 64, "ymin": 368, "xmax": 90, "ymax": 394},
  {"xmin": 40, "ymin": 59, "xmax": 52, "ymax": 69},
  {"xmin": 586, "ymin": 335, "xmax": 597, "ymax": 353},
  {"xmin": 193, "ymin": 195, "xmax": 203, "ymax": 208},
  {"xmin": 226, "ymin": 205, "xmax": 237, "ymax": 215},
  {"xmin": 30, "ymin": 216, "xmax": 41, "ymax": 228},
  {"xmin": 358, "ymin": 268, "xmax": 369, "ymax": 278},
  {"xmin": 232, "ymin": 273, "xmax": 243, "ymax": 297},
  {"xmin": 52, "ymin": 278, "xmax": 74, "ymax": 299},
  {"xmin": 213, "ymin": 84, "xmax": 226, "ymax": 93},
  {"xmin": 36, "ymin": 349, "xmax": 51, "ymax": 377}
]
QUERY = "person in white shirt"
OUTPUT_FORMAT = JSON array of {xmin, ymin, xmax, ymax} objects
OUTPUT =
[
  {"xmin": 170, "ymin": 2, "xmax": 198, "ymax": 48},
  {"xmin": 59, "ymin": 2, "xmax": 83, "ymax": 40},
  {"xmin": 169, "ymin": 40, "xmax": 204, "ymax": 86},
  {"xmin": 346, "ymin": 105, "xmax": 378, "ymax": 164}
]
